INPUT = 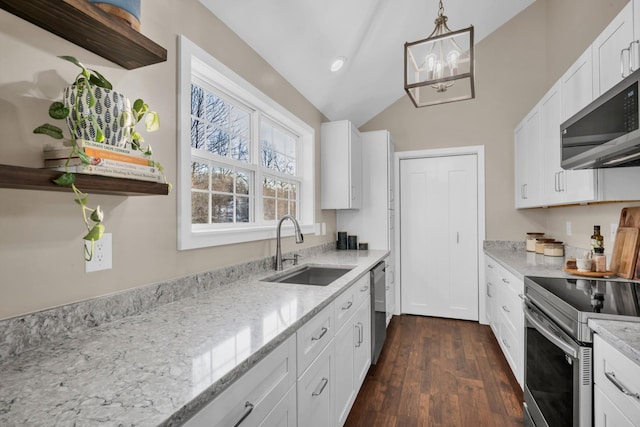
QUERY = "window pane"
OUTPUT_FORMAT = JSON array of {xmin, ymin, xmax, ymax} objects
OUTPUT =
[
  {"xmin": 277, "ymin": 181, "xmax": 290, "ymax": 198},
  {"xmin": 263, "ymin": 198, "xmax": 276, "ymax": 221},
  {"xmin": 236, "ymin": 196, "xmax": 250, "ymax": 223},
  {"xmin": 207, "ymin": 127, "xmax": 230, "ymax": 156},
  {"xmin": 191, "ymin": 118, "xmax": 205, "ymax": 149},
  {"xmin": 263, "ymin": 178, "xmax": 276, "ymax": 197},
  {"xmin": 206, "ymin": 92, "xmax": 229, "ymax": 126},
  {"xmin": 230, "ymin": 107, "xmax": 250, "ymax": 138},
  {"xmin": 290, "ymin": 183, "xmax": 297, "ymax": 200},
  {"xmin": 212, "ymin": 167, "xmax": 234, "ymax": 193},
  {"xmin": 289, "ymin": 201, "xmax": 296, "ymax": 218},
  {"xmin": 236, "ymin": 171, "xmax": 249, "ymax": 195},
  {"xmin": 231, "ymin": 137, "xmax": 249, "ymax": 162},
  {"xmin": 191, "ymin": 161, "xmax": 209, "ymax": 190},
  {"xmin": 277, "ymin": 199, "xmax": 288, "ymax": 219},
  {"xmin": 191, "ymin": 85, "xmax": 205, "ymax": 118},
  {"xmin": 192, "ymin": 192, "xmax": 209, "ymax": 224},
  {"xmin": 212, "ymin": 194, "xmax": 234, "ymax": 223}
]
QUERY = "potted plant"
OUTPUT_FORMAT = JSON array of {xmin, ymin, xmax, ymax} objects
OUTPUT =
[{"xmin": 34, "ymin": 55, "xmax": 164, "ymax": 261}]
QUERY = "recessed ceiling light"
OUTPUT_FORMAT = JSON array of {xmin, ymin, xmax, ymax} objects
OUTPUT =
[{"xmin": 330, "ymin": 57, "xmax": 346, "ymax": 72}]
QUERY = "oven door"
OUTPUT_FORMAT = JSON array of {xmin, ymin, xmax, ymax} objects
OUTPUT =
[{"xmin": 523, "ymin": 300, "xmax": 592, "ymax": 427}]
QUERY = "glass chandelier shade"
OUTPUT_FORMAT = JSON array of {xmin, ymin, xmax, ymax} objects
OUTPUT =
[{"xmin": 404, "ymin": 2, "xmax": 475, "ymax": 107}]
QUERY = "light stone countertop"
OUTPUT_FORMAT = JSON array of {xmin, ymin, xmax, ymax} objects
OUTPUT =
[
  {"xmin": 0, "ymin": 249, "xmax": 388, "ymax": 427},
  {"xmin": 484, "ymin": 241, "xmax": 640, "ymax": 368},
  {"xmin": 589, "ymin": 319, "xmax": 640, "ymax": 366}
]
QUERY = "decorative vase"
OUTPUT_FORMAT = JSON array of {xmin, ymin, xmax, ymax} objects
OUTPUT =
[
  {"xmin": 88, "ymin": 0, "xmax": 141, "ymax": 31},
  {"xmin": 63, "ymin": 85, "xmax": 132, "ymax": 147}
]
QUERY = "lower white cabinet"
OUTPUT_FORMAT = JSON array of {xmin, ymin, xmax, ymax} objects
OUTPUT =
[
  {"xmin": 485, "ymin": 255, "xmax": 524, "ymax": 388},
  {"xmin": 183, "ymin": 334, "xmax": 297, "ymax": 427},
  {"xmin": 594, "ymin": 334, "xmax": 640, "ymax": 426},
  {"xmin": 297, "ymin": 340, "xmax": 335, "ymax": 427},
  {"xmin": 260, "ymin": 384, "xmax": 297, "ymax": 427}
]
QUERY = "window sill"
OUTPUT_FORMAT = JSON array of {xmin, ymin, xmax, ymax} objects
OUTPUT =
[{"xmin": 178, "ymin": 223, "xmax": 316, "ymax": 250}]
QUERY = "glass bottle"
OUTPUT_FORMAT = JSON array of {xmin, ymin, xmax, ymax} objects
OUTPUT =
[
  {"xmin": 593, "ymin": 247, "xmax": 607, "ymax": 272},
  {"xmin": 591, "ymin": 225, "xmax": 603, "ymax": 254}
]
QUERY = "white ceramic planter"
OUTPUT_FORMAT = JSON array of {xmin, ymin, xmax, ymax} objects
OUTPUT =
[{"xmin": 63, "ymin": 85, "xmax": 132, "ymax": 147}]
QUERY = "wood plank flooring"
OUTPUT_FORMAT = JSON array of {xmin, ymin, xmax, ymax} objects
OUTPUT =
[{"xmin": 345, "ymin": 315, "xmax": 524, "ymax": 427}]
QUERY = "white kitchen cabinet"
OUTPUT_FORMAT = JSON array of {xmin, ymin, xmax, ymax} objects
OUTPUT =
[
  {"xmin": 321, "ymin": 120, "xmax": 362, "ymax": 209},
  {"xmin": 260, "ymin": 385, "xmax": 297, "ymax": 427},
  {"xmin": 593, "ymin": 2, "xmax": 635, "ymax": 96},
  {"xmin": 183, "ymin": 334, "xmax": 297, "ymax": 427},
  {"xmin": 514, "ymin": 107, "xmax": 542, "ymax": 208},
  {"xmin": 484, "ymin": 255, "xmax": 524, "ymax": 388},
  {"xmin": 334, "ymin": 276, "xmax": 371, "ymax": 426},
  {"xmin": 594, "ymin": 334, "xmax": 640, "ymax": 426},
  {"xmin": 562, "ymin": 47, "xmax": 594, "ymax": 121},
  {"xmin": 297, "ymin": 303, "xmax": 335, "ymax": 376},
  {"xmin": 297, "ymin": 339, "xmax": 335, "ymax": 427},
  {"xmin": 337, "ymin": 130, "xmax": 396, "ymax": 322}
]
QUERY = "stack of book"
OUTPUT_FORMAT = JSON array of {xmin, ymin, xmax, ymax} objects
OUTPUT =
[{"xmin": 43, "ymin": 140, "xmax": 164, "ymax": 183}]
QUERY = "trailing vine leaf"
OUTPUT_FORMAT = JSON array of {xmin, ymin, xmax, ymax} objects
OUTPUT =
[
  {"xmin": 90, "ymin": 206, "xmax": 104, "ymax": 223},
  {"xmin": 48, "ymin": 102, "xmax": 69, "ymax": 120},
  {"xmin": 53, "ymin": 172, "xmax": 75, "ymax": 187},
  {"xmin": 88, "ymin": 69, "xmax": 112, "ymax": 90},
  {"xmin": 83, "ymin": 223, "xmax": 105, "ymax": 241},
  {"xmin": 33, "ymin": 123, "xmax": 63, "ymax": 139},
  {"xmin": 73, "ymin": 193, "xmax": 89, "ymax": 205},
  {"xmin": 145, "ymin": 112, "xmax": 160, "ymax": 132}
]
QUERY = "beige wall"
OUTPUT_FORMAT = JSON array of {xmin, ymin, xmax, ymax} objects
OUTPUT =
[
  {"xmin": 361, "ymin": 0, "xmax": 633, "ymax": 249},
  {"xmin": 0, "ymin": 0, "xmax": 335, "ymax": 320}
]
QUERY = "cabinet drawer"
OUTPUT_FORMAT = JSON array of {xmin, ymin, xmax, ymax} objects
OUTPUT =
[
  {"xmin": 297, "ymin": 339, "xmax": 334, "ymax": 427},
  {"xmin": 496, "ymin": 266, "xmax": 523, "ymax": 296},
  {"xmin": 595, "ymin": 384, "xmax": 637, "ymax": 427},
  {"xmin": 594, "ymin": 334, "xmax": 640, "ymax": 421},
  {"xmin": 353, "ymin": 274, "xmax": 370, "ymax": 310},
  {"xmin": 297, "ymin": 303, "xmax": 335, "ymax": 376},
  {"xmin": 184, "ymin": 334, "xmax": 297, "ymax": 427},
  {"xmin": 499, "ymin": 285, "xmax": 524, "ymax": 335},
  {"xmin": 498, "ymin": 318, "xmax": 523, "ymax": 386},
  {"xmin": 335, "ymin": 287, "xmax": 357, "ymax": 332}
]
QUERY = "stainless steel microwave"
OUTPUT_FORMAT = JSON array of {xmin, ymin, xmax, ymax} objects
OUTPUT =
[{"xmin": 561, "ymin": 68, "xmax": 640, "ymax": 169}]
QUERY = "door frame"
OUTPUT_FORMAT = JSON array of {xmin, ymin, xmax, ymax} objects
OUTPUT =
[{"xmin": 394, "ymin": 146, "xmax": 487, "ymax": 323}]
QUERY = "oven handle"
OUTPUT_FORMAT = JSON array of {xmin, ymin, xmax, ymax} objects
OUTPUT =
[{"xmin": 524, "ymin": 304, "xmax": 578, "ymax": 358}]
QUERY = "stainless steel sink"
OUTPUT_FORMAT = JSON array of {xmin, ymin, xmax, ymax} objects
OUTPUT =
[{"xmin": 263, "ymin": 265, "xmax": 353, "ymax": 286}]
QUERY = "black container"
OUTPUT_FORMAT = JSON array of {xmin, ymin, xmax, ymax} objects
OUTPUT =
[
  {"xmin": 337, "ymin": 231, "xmax": 348, "ymax": 250},
  {"xmin": 358, "ymin": 242, "xmax": 368, "ymax": 250},
  {"xmin": 348, "ymin": 235, "xmax": 358, "ymax": 250}
]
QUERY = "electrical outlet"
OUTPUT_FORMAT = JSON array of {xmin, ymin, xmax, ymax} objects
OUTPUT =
[
  {"xmin": 566, "ymin": 221, "xmax": 572, "ymax": 236},
  {"xmin": 610, "ymin": 223, "xmax": 618, "ymax": 242},
  {"xmin": 85, "ymin": 233, "xmax": 112, "ymax": 273}
]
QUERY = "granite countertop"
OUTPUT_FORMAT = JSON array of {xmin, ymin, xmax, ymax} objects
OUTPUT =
[
  {"xmin": 484, "ymin": 241, "xmax": 640, "ymax": 368},
  {"xmin": 0, "ymin": 249, "xmax": 388, "ymax": 426},
  {"xmin": 589, "ymin": 319, "xmax": 640, "ymax": 366}
]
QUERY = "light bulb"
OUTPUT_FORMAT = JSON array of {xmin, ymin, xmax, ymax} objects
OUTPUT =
[
  {"xmin": 424, "ymin": 54, "xmax": 437, "ymax": 80},
  {"xmin": 434, "ymin": 60, "xmax": 443, "ymax": 80},
  {"xmin": 447, "ymin": 51, "xmax": 460, "ymax": 75}
]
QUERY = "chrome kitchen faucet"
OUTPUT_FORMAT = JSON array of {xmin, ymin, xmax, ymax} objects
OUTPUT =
[{"xmin": 275, "ymin": 214, "xmax": 304, "ymax": 270}]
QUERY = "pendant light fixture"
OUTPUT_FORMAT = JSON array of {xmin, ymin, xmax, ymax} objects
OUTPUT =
[{"xmin": 404, "ymin": 0, "xmax": 475, "ymax": 107}]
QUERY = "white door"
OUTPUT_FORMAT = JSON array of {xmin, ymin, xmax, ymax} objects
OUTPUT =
[{"xmin": 400, "ymin": 155, "xmax": 478, "ymax": 320}]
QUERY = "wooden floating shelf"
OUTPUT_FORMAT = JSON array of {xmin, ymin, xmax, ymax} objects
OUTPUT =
[
  {"xmin": 0, "ymin": 164, "xmax": 169, "ymax": 196},
  {"xmin": 0, "ymin": 0, "xmax": 167, "ymax": 69}
]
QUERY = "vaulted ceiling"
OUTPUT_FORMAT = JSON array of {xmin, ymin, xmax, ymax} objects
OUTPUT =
[{"xmin": 199, "ymin": 0, "xmax": 536, "ymax": 127}]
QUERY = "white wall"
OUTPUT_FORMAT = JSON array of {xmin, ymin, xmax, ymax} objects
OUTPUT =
[{"xmin": 0, "ymin": 0, "xmax": 335, "ymax": 320}]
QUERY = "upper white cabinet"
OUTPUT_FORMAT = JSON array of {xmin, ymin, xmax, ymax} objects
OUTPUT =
[
  {"xmin": 321, "ymin": 120, "xmax": 362, "ymax": 209},
  {"xmin": 593, "ymin": 2, "xmax": 635, "ymax": 96},
  {"xmin": 514, "ymin": 107, "xmax": 542, "ymax": 208},
  {"xmin": 514, "ymin": 1, "xmax": 640, "ymax": 209}
]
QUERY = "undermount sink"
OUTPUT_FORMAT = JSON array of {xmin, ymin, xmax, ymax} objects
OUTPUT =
[{"xmin": 263, "ymin": 265, "xmax": 354, "ymax": 286}]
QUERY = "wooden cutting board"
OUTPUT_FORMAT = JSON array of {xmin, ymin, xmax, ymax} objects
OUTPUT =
[
  {"xmin": 618, "ymin": 207, "xmax": 640, "ymax": 279},
  {"xmin": 610, "ymin": 226, "xmax": 640, "ymax": 279}
]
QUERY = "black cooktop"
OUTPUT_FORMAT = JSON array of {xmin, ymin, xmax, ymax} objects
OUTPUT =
[{"xmin": 526, "ymin": 276, "xmax": 640, "ymax": 317}]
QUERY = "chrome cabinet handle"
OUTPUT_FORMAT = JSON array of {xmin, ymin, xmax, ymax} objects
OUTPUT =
[
  {"xmin": 341, "ymin": 301, "xmax": 353, "ymax": 311},
  {"xmin": 360, "ymin": 286, "xmax": 368, "ymax": 292},
  {"xmin": 502, "ymin": 305, "xmax": 510, "ymax": 313},
  {"xmin": 311, "ymin": 327, "xmax": 328, "ymax": 341},
  {"xmin": 312, "ymin": 377, "xmax": 329, "ymax": 397},
  {"xmin": 518, "ymin": 293, "xmax": 524, "ymax": 300},
  {"xmin": 233, "ymin": 401, "xmax": 255, "ymax": 427},
  {"xmin": 354, "ymin": 324, "xmax": 361, "ymax": 347},
  {"xmin": 605, "ymin": 371, "xmax": 640, "ymax": 400},
  {"xmin": 487, "ymin": 264, "xmax": 494, "ymax": 269},
  {"xmin": 559, "ymin": 171, "xmax": 565, "ymax": 192},
  {"xmin": 554, "ymin": 172, "xmax": 559, "ymax": 192},
  {"xmin": 502, "ymin": 278, "xmax": 510, "ymax": 284},
  {"xmin": 621, "ymin": 47, "xmax": 630, "ymax": 78},
  {"xmin": 358, "ymin": 322, "xmax": 363, "ymax": 345},
  {"xmin": 502, "ymin": 338, "xmax": 510, "ymax": 349},
  {"xmin": 630, "ymin": 40, "xmax": 639, "ymax": 73}
]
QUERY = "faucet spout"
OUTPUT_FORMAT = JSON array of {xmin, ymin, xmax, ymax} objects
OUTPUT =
[{"xmin": 275, "ymin": 214, "xmax": 304, "ymax": 270}]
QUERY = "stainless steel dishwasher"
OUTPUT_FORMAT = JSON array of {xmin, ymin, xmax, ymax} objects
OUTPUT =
[{"xmin": 370, "ymin": 261, "xmax": 386, "ymax": 364}]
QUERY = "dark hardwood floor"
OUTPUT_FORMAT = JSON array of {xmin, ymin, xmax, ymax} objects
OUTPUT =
[{"xmin": 345, "ymin": 315, "xmax": 524, "ymax": 427}]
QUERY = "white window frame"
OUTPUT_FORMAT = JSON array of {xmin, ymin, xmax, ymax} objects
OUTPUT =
[{"xmin": 178, "ymin": 35, "xmax": 315, "ymax": 249}]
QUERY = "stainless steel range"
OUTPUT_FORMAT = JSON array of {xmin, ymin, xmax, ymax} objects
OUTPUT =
[{"xmin": 523, "ymin": 276, "xmax": 640, "ymax": 427}]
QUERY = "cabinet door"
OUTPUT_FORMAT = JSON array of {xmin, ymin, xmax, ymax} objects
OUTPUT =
[
  {"xmin": 297, "ymin": 341, "xmax": 334, "ymax": 427},
  {"xmin": 321, "ymin": 121, "xmax": 361, "ymax": 210},
  {"xmin": 540, "ymin": 82, "xmax": 564, "ymax": 205},
  {"xmin": 561, "ymin": 47, "xmax": 593, "ymax": 121},
  {"xmin": 514, "ymin": 107, "xmax": 541, "ymax": 208},
  {"xmin": 334, "ymin": 321, "xmax": 355, "ymax": 426},
  {"xmin": 260, "ymin": 385, "xmax": 297, "ymax": 427},
  {"xmin": 353, "ymin": 299, "xmax": 371, "ymax": 389},
  {"xmin": 594, "ymin": 384, "xmax": 637, "ymax": 427},
  {"xmin": 593, "ymin": 2, "xmax": 634, "ymax": 95},
  {"xmin": 349, "ymin": 126, "xmax": 362, "ymax": 209}
]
